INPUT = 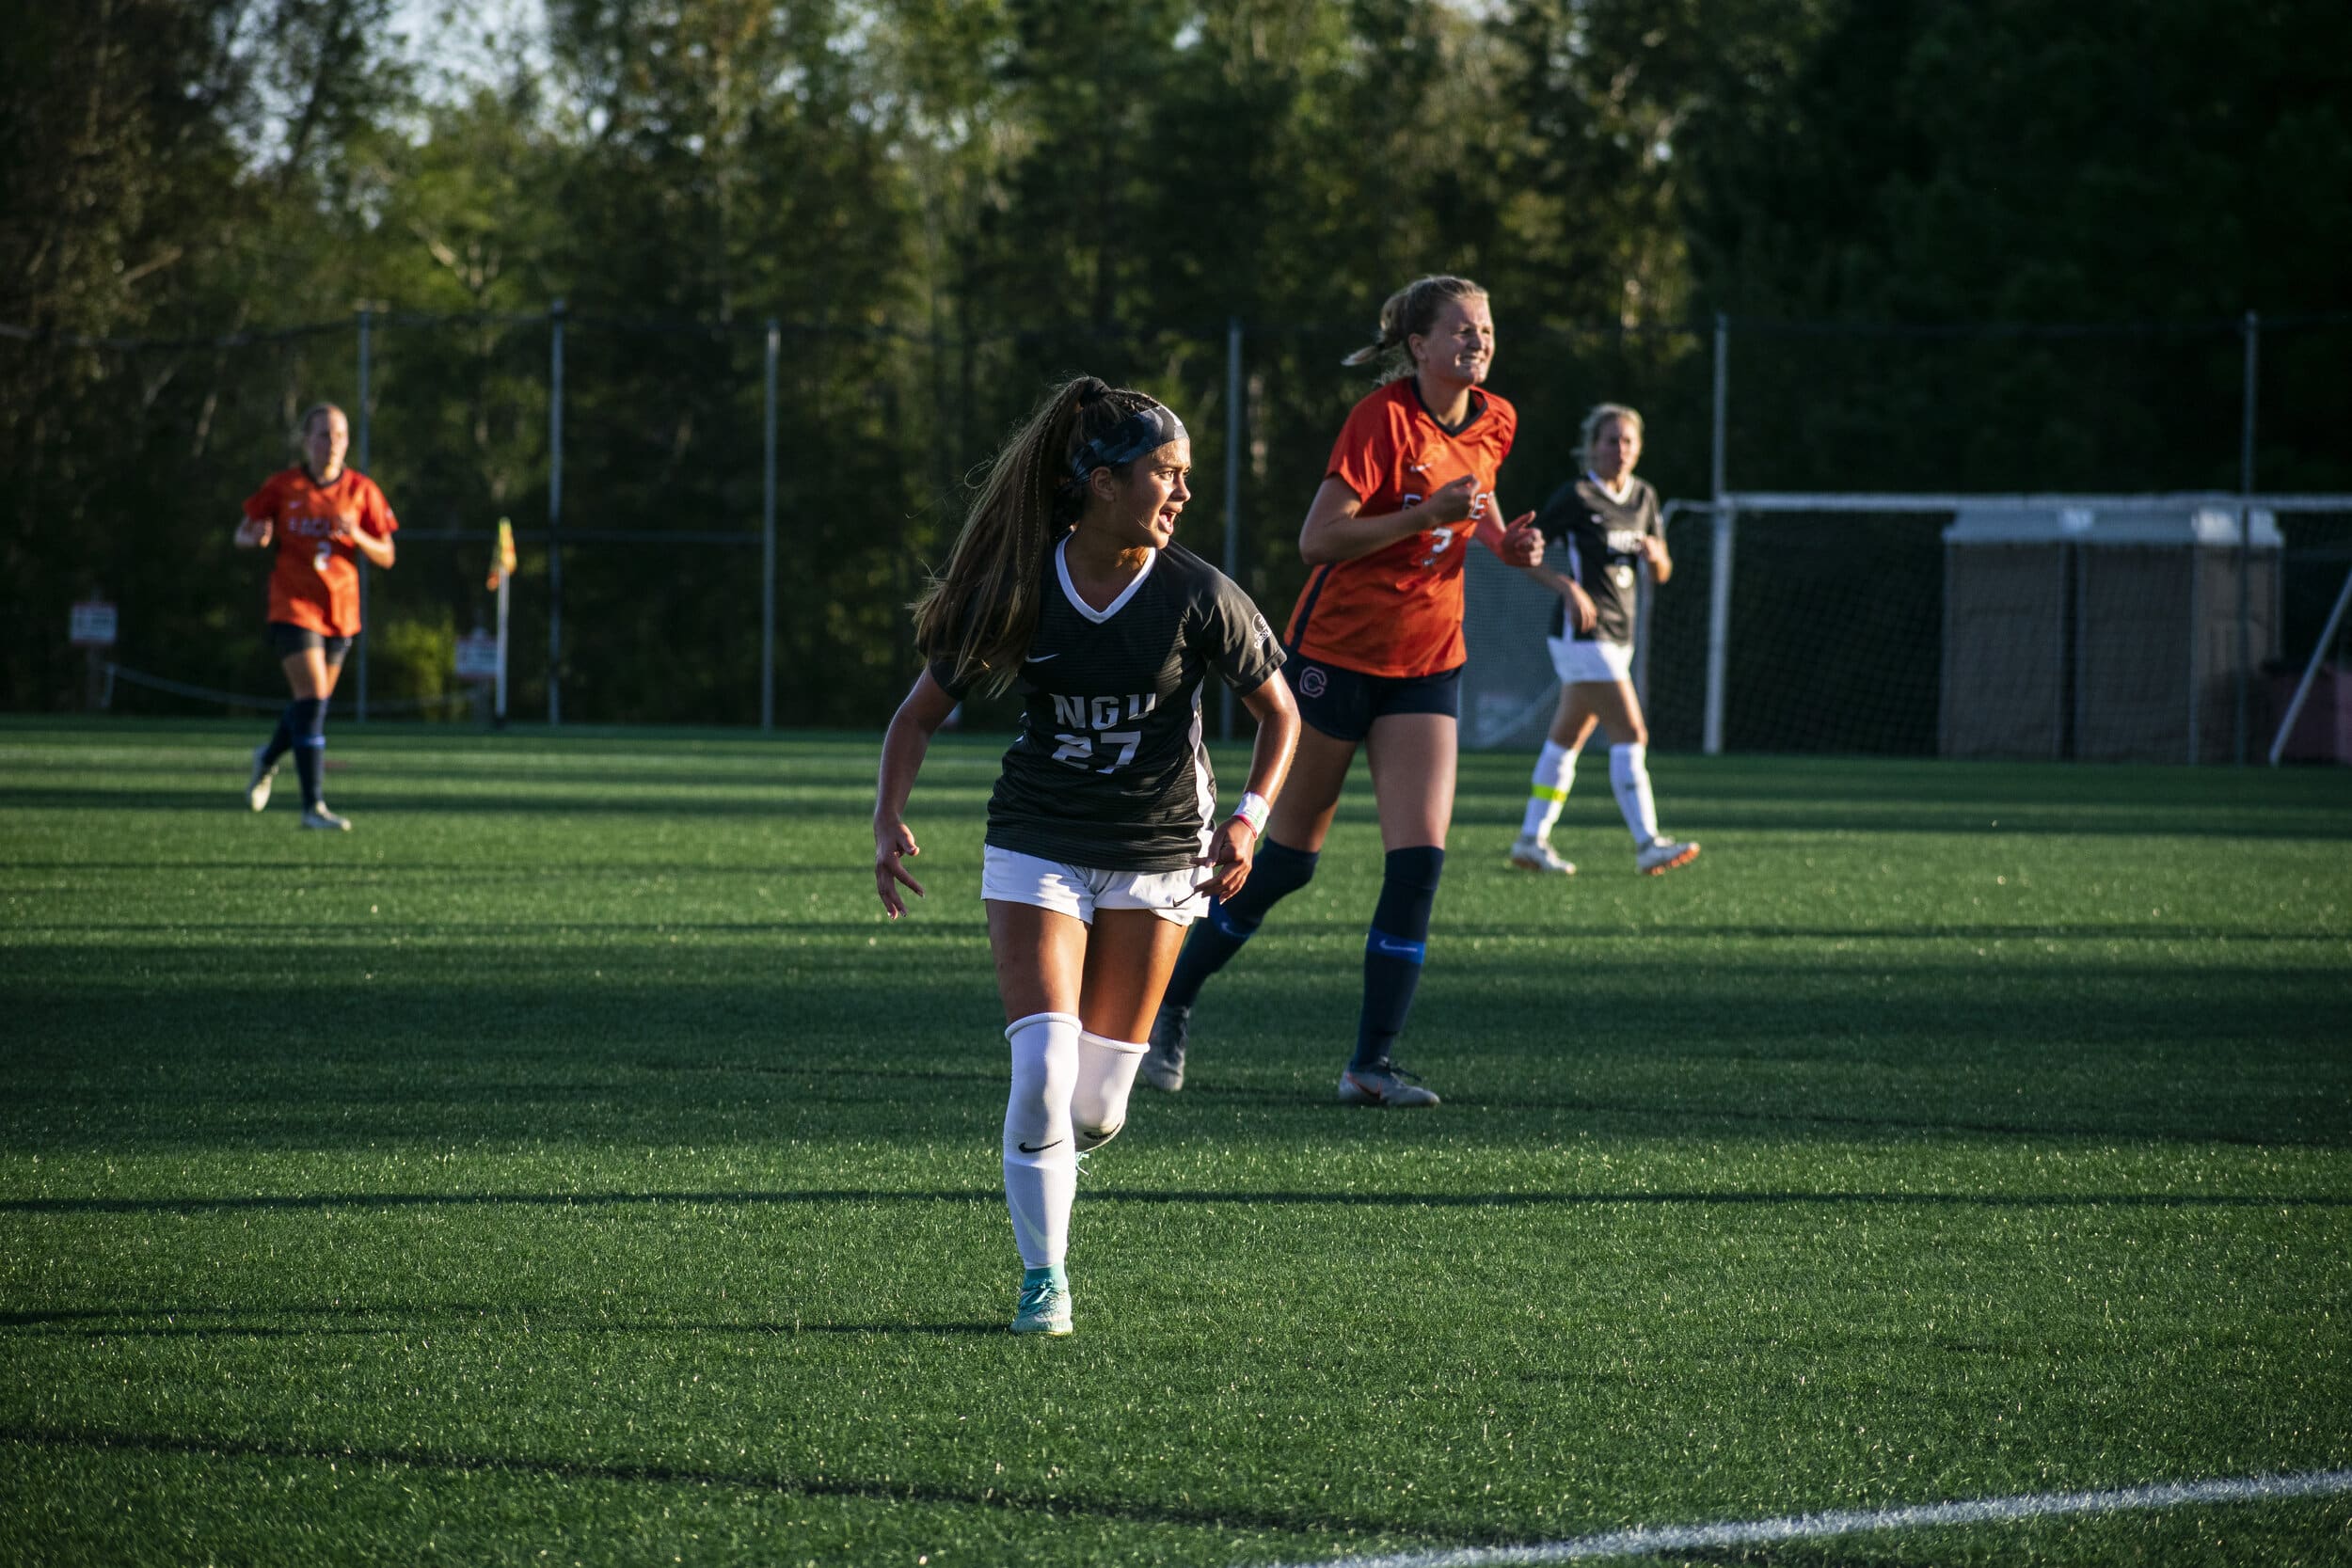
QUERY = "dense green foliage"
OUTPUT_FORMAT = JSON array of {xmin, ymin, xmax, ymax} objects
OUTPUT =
[
  {"xmin": 3, "ymin": 1, "xmax": 2347, "ymax": 724},
  {"xmin": 2, "ymin": 720, "xmax": 2348, "ymax": 1563}
]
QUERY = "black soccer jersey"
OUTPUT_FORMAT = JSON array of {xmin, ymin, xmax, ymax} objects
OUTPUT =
[
  {"xmin": 932, "ymin": 540, "xmax": 1285, "ymax": 873},
  {"xmin": 1536, "ymin": 475, "xmax": 1662, "ymax": 645}
]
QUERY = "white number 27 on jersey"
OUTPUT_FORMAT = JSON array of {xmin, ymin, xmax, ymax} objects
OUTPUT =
[{"xmin": 1053, "ymin": 731, "xmax": 1141, "ymax": 774}]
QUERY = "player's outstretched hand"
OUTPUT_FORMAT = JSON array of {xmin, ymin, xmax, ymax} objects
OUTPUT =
[
  {"xmin": 1499, "ymin": 512, "xmax": 1541, "ymax": 567},
  {"xmin": 875, "ymin": 820, "xmax": 925, "ymax": 919},
  {"xmin": 234, "ymin": 517, "xmax": 272, "ymax": 548},
  {"xmin": 1194, "ymin": 816, "xmax": 1259, "ymax": 902}
]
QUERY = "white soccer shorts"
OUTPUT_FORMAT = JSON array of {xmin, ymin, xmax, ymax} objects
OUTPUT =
[
  {"xmin": 980, "ymin": 845, "xmax": 1206, "ymax": 927},
  {"xmin": 1546, "ymin": 635, "xmax": 1636, "ymax": 686}
]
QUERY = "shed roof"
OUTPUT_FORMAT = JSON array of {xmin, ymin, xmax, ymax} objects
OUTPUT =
[{"xmin": 1944, "ymin": 506, "xmax": 2280, "ymax": 547}]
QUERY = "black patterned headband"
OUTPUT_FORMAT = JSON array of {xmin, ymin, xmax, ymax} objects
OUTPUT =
[{"xmin": 1070, "ymin": 404, "xmax": 1187, "ymax": 480}]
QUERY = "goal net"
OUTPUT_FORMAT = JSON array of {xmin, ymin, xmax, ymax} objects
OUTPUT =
[{"xmin": 1462, "ymin": 493, "xmax": 2352, "ymax": 762}]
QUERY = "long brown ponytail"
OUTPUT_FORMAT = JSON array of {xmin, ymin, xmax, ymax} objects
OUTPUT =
[{"xmin": 913, "ymin": 376, "xmax": 1168, "ymax": 695}]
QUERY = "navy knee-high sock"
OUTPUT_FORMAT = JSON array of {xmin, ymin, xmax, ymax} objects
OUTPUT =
[
  {"xmin": 1354, "ymin": 846, "xmax": 1445, "ymax": 1069},
  {"xmin": 290, "ymin": 697, "xmax": 327, "ymax": 808},
  {"xmin": 260, "ymin": 703, "xmax": 299, "ymax": 769},
  {"xmin": 1160, "ymin": 838, "xmax": 1320, "ymax": 1012}
]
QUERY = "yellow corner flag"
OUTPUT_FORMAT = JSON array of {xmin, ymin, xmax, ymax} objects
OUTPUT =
[{"xmin": 487, "ymin": 518, "xmax": 518, "ymax": 591}]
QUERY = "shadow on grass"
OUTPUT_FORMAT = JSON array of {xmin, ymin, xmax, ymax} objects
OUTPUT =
[
  {"xmin": 7, "ymin": 1187, "xmax": 2345, "ymax": 1219},
  {"xmin": 15, "ymin": 916, "xmax": 2344, "ymax": 948},
  {"xmin": 0, "ymin": 1307, "xmax": 1003, "ymax": 1338},
  {"xmin": 8, "ymin": 914, "xmax": 2347, "ymax": 1155},
  {"xmin": 0, "ymin": 755, "xmax": 930, "ymax": 790},
  {"xmin": 0, "ymin": 788, "xmax": 896, "ymax": 820},
  {"xmin": 0, "ymin": 1422, "xmax": 1476, "ymax": 1543},
  {"xmin": 1, "ymin": 863, "xmax": 886, "ymax": 879},
  {"xmin": 686, "ymin": 1065, "xmax": 2350, "ymax": 1148},
  {"xmin": 1475, "ymin": 805, "xmax": 2352, "ymax": 841},
  {"xmin": 13, "ymin": 915, "xmax": 972, "ymax": 939},
  {"xmin": 8, "ymin": 784, "xmax": 2352, "ymax": 840},
  {"xmin": 1402, "ymin": 1092, "xmax": 2352, "ymax": 1150}
]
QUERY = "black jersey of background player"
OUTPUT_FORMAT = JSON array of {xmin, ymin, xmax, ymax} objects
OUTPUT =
[
  {"xmin": 933, "ymin": 539, "xmax": 1284, "ymax": 873},
  {"xmin": 1535, "ymin": 475, "xmax": 1663, "ymax": 645}
]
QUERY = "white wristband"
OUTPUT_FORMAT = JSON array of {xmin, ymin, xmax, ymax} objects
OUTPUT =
[{"xmin": 1232, "ymin": 791, "xmax": 1271, "ymax": 835}]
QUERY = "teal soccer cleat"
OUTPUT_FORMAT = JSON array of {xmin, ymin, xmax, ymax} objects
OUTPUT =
[{"xmin": 1011, "ymin": 1275, "xmax": 1073, "ymax": 1336}]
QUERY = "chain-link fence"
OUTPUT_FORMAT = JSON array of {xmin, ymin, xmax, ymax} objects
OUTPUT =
[{"xmin": 9, "ymin": 307, "xmax": 2347, "ymax": 759}]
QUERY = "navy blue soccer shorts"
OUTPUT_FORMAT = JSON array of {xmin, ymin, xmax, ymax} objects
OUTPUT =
[{"xmin": 1285, "ymin": 657, "xmax": 1461, "ymax": 744}]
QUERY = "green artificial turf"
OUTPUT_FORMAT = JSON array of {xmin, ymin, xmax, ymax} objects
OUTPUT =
[{"xmin": 2, "ymin": 717, "xmax": 2348, "ymax": 1566}]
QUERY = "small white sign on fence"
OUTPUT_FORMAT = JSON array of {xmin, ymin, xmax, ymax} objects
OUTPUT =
[
  {"xmin": 70, "ymin": 601, "xmax": 119, "ymax": 648},
  {"xmin": 454, "ymin": 630, "xmax": 501, "ymax": 682}
]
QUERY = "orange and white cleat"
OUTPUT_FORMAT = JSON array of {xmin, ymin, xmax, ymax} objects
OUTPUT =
[{"xmin": 1636, "ymin": 836, "xmax": 1700, "ymax": 875}]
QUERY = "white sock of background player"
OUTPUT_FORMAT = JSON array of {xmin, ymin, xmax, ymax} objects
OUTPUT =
[
  {"xmin": 1518, "ymin": 737, "xmax": 1580, "ymax": 841},
  {"xmin": 1610, "ymin": 742, "xmax": 1662, "ymax": 847}
]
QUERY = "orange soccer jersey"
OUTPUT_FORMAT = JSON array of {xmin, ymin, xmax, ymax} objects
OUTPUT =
[
  {"xmin": 1281, "ymin": 380, "xmax": 1518, "ymax": 678},
  {"xmin": 244, "ymin": 467, "xmax": 398, "ymax": 638}
]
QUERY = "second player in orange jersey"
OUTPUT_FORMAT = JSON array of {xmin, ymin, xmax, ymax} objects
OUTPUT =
[
  {"xmin": 1144, "ymin": 274, "xmax": 1544, "ymax": 1107},
  {"xmin": 1282, "ymin": 367, "xmax": 1521, "ymax": 679},
  {"xmin": 232, "ymin": 402, "xmax": 398, "ymax": 831}
]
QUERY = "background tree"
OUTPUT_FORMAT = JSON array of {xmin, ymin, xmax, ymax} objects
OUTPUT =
[
  {"xmin": 2, "ymin": 0, "xmax": 2344, "ymax": 725},
  {"xmin": 0, "ymin": 0, "xmax": 411, "ymax": 710}
]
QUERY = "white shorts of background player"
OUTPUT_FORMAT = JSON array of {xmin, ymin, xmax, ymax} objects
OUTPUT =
[{"xmin": 1546, "ymin": 635, "xmax": 1635, "ymax": 687}]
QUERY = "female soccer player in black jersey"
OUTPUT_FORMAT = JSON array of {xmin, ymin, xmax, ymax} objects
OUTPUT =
[
  {"xmin": 1507, "ymin": 402, "xmax": 1699, "ymax": 877},
  {"xmin": 872, "ymin": 376, "xmax": 1299, "ymax": 1336}
]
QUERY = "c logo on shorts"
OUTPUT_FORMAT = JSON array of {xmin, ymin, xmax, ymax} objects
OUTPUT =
[{"xmin": 1297, "ymin": 665, "xmax": 1328, "ymax": 698}]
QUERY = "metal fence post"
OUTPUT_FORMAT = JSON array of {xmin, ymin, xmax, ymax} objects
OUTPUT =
[
  {"xmin": 548, "ymin": 298, "xmax": 565, "ymax": 726},
  {"xmin": 2235, "ymin": 309, "xmax": 2259, "ymax": 764},
  {"xmin": 2186, "ymin": 529, "xmax": 2203, "ymax": 764},
  {"xmin": 1703, "ymin": 312, "xmax": 1733, "ymax": 756},
  {"xmin": 355, "ymin": 305, "xmax": 371, "ymax": 724},
  {"xmin": 763, "ymin": 317, "xmax": 779, "ymax": 732},
  {"xmin": 1634, "ymin": 504, "xmax": 1674, "ymax": 711},
  {"xmin": 1222, "ymin": 315, "xmax": 1243, "ymax": 742}
]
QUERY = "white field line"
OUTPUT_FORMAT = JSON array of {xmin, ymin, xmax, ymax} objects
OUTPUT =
[{"xmin": 1258, "ymin": 1467, "xmax": 2352, "ymax": 1568}]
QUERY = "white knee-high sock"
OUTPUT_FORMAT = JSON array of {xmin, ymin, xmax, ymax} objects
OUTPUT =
[
  {"xmin": 1002, "ymin": 1011, "xmax": 1081, "ymax": 1269},
  {"xmin": 1073, "ymin": 1030, "xmax": 1147, "ymax": 1145},
  {"xmin": 1519, "ymin": 739, "xmax": 1579, "ymax": 840},
  {"xmin": 1609, "ymin": 742, "xmax": 1661, "ymax": 847}
]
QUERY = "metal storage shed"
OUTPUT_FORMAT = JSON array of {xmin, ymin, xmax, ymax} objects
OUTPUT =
[{"xmin": 1941, "ymin": 506, "xmax": 2280, "ymax": 762}]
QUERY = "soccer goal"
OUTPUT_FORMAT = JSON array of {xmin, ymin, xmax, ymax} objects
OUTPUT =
[{"xmin": 1461, "ymin": 492, "xmax": 2352, "ymax": 762}]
